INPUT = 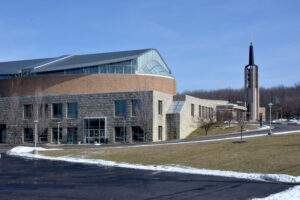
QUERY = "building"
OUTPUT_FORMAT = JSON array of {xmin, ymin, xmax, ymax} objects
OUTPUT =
[{"xmin": 0, "ymin": 48, "xmax": 244, "ymax": 144}]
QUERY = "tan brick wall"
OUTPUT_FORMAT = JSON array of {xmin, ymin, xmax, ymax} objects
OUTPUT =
[
  {"xmin": 152, "ymin": 91, "xmax": 173, "ymax": 142},
  {"xmin": 0, "ymin": 74, "xmax": 176, "ymax": 97},
  {"xmin": 178, "ymin": 95, "xmax": 228, "ymax": 139}
]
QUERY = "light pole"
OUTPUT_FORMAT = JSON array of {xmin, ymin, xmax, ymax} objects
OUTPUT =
[
  {"xmin": 57, "ymin": 121, "xmax": 61, "ymax": 144},
  {"xmin": 268, "ymin": 102, "xmax": 273, "ymax": 135},
  {"xmin": 34, "ymin": 120, "xmax": 38, "ymax": 153},
  {"xmin": 34, "ymin": 120, "xmax": 38, "ymax": 148}
]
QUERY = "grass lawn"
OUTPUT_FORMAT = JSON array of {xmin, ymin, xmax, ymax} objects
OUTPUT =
[
  {"xmin": 187, "ymin": 124, "xmax": 259, "ymax": 139},
  {"xmin": 41, "ymin": 133, "xmax": 300, "ymax": 176}
]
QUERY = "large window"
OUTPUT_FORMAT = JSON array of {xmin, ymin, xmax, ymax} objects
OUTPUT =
[
  {"xmin": 191, "ymin": 104, "xmax": 194, "ymax": 117},
  {"xmin": 52, "ymin": 103, "xmax": 63, "ymax": 118},
  {"xmin": 84, "ymin": 118, "xmax": 106, "ymax": 144},
  {"xmin": 24, "ymin": 128, "xmax": 33, "ymax": 143},
  {"xmin": 131, "ymin": 99, "xmax": 141, "ymax": 116},
  {"xmin": 158, "ymin": 126, "xmax": 163, "ymax": 140},
  {"xmin": 115, "ymin": 127, "xmax": 126, "ymax": 142},
  {"xmin": 158, "ymin": 100, "xmax": 163, "ymax": 115},
  {"xmin": 23, "ymin": 104, "xmax": 33, "ymax": 119},
  {"xmin": 67, "ymin": 102, "xmax": 78, "ymax": 118},
  {"xmin": 115, "ymin": 100, "xmax": 127, "ymax": 117}
]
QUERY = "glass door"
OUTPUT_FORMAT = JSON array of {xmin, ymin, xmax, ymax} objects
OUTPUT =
[{"xmin": 84, "ymin": 118, "xmax": 106, "ymax": 144}]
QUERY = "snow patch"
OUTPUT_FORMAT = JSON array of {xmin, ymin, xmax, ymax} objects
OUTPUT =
[
  {"xmin": 259, "ymin": 125, "xmax": 270, "ymax": 130},
  {"xmin": 7, "ymin": 146, "xmax": 300, "ymax": 184},
  {"xmin": 7, "ymin": 146, "xmax": 62, "ymax": 156},
  {"xmin": 252, "ymin": 185, "xmax": 300, "ymax": 200}
]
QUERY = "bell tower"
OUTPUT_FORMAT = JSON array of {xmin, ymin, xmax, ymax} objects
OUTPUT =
[{"xmin": 244, "ymin": 43, "xmax": 259, "ymax": 121}]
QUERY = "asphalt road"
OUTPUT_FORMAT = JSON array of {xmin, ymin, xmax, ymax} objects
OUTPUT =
[{"xmin": 0, "ymin": 154, "xmax": 297, "ymax": 200}]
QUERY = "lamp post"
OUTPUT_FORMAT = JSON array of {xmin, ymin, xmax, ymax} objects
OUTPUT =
[
  {"xmin": 34, "ymin": 120, "xmax": 38, "ymax": 151},
  {"xmin": 33, "ymin": 120, "xmax": 39, "ymax": 154},
  {"xmin": 57, "ymin": 121, "xmax": 61, "ymax": 144},
  {"xmin": 268, "ymin": 102, "xmax": 273, "ymax": 135}
]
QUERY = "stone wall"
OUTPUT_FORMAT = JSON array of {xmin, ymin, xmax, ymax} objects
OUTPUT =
[{"xmin": 0, "ymin": 91, "xmax": 155, "ymax": 144}]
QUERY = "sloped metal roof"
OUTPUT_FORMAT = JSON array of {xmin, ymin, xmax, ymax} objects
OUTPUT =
[{"xmin": 0, "ymin": 49, "xmax": 152, "ymax": 75}]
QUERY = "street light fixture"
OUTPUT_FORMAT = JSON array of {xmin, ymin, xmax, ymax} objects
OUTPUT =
[
  {"xmin": 268, "ymin": 102, "xmax": 273, "ymax": 135},
  {"xmin": 34, "ymin": 120, "xmax": 38, "ymax": 153}
]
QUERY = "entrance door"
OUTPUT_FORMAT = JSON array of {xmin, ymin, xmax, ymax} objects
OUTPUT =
[
  {"xmin": 0, "ymin": 124, "xmax": 6, "ymax": 143},
  {"xmin": 84, "ymin": 118, "xmax": 106, "ymax": 144}
]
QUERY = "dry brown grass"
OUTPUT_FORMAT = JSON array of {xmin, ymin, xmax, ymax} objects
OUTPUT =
[
  {"xmin": 41, "ymin": 133, "xmax": 300, "ymax": 176},
  {"xmin": 187, "ymin": 124, "xmax": 259, "ymax": 139}
]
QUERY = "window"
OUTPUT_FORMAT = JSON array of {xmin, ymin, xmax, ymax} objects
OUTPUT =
[
  {"xmin": 132, "ymin": 126, "xmax": 144, "ymax": 142},
  {"xmin": 131, "ymin": 99, "xmax": 141, "ymax": 116},
  {"xmin": 199, "ymin": 105, "xmax": 202, "ymax": 117},
  {"xmin": 67, "ymin": 102, "xmax": 78, "ymax": 118},
  {"xmin": 115, "ymin": 100, "xmax": 127, "ymax": 117},
  {"xmin": 115, "ymin": 127, "xmax": 126, "ymax": 142},
  {"xmin": 158, "ymin": 126, "xmax": 163, "ymax": 140},
  {"xmin": 52, "ymin": 103, "xmax": 63, "ymax": 118},
  {"xmin": 158, "ymin": 100, "xmax": 163, "ymax": 115},
  {"xmin": 23, "ymin": 104, "xmax": 33, "ymax": 119},
  {"xmin": 24, "ymin": 128, "xmax": 33, "ymax": 142},
  {"xmin": 191, "ymin": 104, "xmax": 194, "ymax": 117},
  {"xmin": 201, "ymin": 106, "xmax": 205, "ymax": 118}
]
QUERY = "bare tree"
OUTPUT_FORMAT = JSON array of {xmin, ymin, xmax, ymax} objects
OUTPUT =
[
  {"xmin": 182, "ymin": 82, "xmax": 300, "ymax": 120},
  {"xmin": 200, "ymin": 112, "xmax": 215, "ymax": 136},
  {"xmin": 132, "ymin": 91, "xmax": 153, "ymax": 143},
  {"xmin": 33, "ymin": 89, "xmax": 50, "ymax": 143}
]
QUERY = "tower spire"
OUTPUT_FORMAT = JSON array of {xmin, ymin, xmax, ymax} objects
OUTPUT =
[{"xmin": 249, "ymin": 42, "xmax": 254, "ymax": 65}]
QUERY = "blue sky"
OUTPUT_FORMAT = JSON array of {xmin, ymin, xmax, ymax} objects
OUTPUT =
[{"xmin": 0, "ymin": 0, "xmax": 299, "ymax": 92}]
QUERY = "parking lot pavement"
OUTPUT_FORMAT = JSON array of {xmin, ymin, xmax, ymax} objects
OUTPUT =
[{"xmin": 0, "ymin": 154, "xmax": 297, "ymax": 200}]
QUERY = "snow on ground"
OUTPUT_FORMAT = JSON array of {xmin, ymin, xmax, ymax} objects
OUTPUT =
[
  {"xmin": 252, "ymin": 185, "xmax": 300, "ymax": 200},
  {"xmin": 7, "ymin": 146, "xmax": 62, "ymax": 154},
  {"xmin": 7, "ymin": 146, "xmax": 300, "ymax": 184},
  {"xmin": 258, "ymin": 125, "xmax": 270, "ymax": 130}
]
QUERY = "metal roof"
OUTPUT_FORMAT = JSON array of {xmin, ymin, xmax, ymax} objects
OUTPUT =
[{"xmin": 0, "ymin": 49, "xmax": 152, "ymax": 75}]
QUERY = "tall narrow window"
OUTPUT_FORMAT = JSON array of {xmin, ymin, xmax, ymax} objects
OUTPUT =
[
  {"xmin": 158, "ymin": 126, "xmax": 163, "ymax": 140},
  {"xmin": 52, "ymin": 103, "xmax": 63, "ymax": 118},
  {"xmin": 199, "ymin": 105, "xmax": 202, "ymax": 117},
  {"xmin": 191, "ymin": 104, "xmax": 194, "ymax": 117},
  {"xmin": 67, "ymin": 102, "xmax": 78, "ymax": 118},
  {"xmin": 23, "ymin": 104, "xmax": 33, "ymax": 119},
  {"xmin": 131, "ymin": 99, "xmax": 141, "ymax": 116},
  {"xmin": 158, "ymin": 100, "xmax": 163, "ymax": 115},
  {"xmin": 201, "ymin": 106, "xmax": 205, "ymax": 118},
  {"xmin": 115, "ymin": 100, "xmax": 127, "ymax": 117}
]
